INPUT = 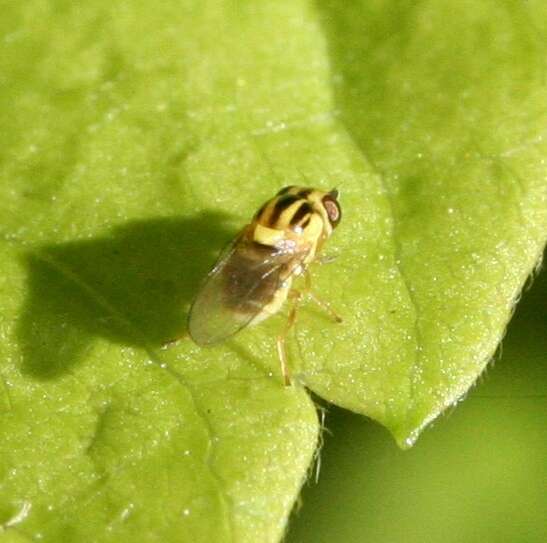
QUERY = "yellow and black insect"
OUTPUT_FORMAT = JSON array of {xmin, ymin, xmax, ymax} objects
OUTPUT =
[{"xmin": 188, "ymin": 186, "xmax": 342, "ymax": 385}]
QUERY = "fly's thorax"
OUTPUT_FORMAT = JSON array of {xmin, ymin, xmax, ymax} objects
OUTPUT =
[
  {"xmin": 254, "ymin": 185, "xmax": 341, "ymax": 249},
  {"xmin": 252, "ymin": 223, "xmax": 286, "ymax": 247},
  {"xmin": 249, "ymin": 223, "xmax": 310, "ymax": 265}
]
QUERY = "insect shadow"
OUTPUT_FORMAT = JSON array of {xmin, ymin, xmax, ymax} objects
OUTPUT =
[{"xmin": 17, "ymin": 212, "xmax": 235, "ymax": 380}]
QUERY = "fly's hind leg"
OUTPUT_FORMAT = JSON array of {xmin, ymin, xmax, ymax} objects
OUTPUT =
[
  {"xmin": 303, "ymin": 271, "xmax": 343, "ymax": 323},
  {"xmin": 276, "ymin": 290, "xmax": 301, "ymax": 386},
  {"xmin": 307, "ymin": 291, "xmax": 343, "ymax": 323}
]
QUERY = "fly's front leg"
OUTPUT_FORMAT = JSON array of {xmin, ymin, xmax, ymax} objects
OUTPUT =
[
  {"xmin": 303, "ymin": 271, "xmax": 343, "ymax": 323},
  {"xmin": 276, "ymin": 289, "xmax": 301, "ymax": 386}
]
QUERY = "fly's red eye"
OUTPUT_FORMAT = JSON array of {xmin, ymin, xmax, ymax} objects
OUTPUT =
[{"xmin": 322, "ymin": 195, "xmax": 341, "ymax": 227}]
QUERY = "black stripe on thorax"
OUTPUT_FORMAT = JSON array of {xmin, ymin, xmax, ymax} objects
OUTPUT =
[
  {"xmin": 254, "ymin": 201, "xmax": 269, "ymax": 219},
  {"xmin": 290, "ymin": 202, "xmax": 312, "ymax": 226},
  {"xmin": 297, "ymin": 188, "xmax": 312, "ymax": 198},
  {"xmin": 268, "ymin": 194, "xmax": 300, "ymax": 226}
]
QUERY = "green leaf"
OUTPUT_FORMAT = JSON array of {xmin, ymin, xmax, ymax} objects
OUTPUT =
[
  {"xmin": 0, "ymin": 1, "xmax": 545, "ymax": 542},
  {"xmin": 305, "ymin": 0, "xmax": 547, "ymax": 446}
]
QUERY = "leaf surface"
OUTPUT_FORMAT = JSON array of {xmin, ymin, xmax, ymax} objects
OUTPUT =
[{"xmin": 0, "ymin": 0, "xmax": 545, "ymax": 541}]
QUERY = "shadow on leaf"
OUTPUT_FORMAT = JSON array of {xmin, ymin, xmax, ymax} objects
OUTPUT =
[{"xmin": 18, "ymin": 212, "xmax": 235, "ymax": 379}]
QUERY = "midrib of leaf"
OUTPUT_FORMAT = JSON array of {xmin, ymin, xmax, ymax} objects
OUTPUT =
[{"xmin": 337, "ymin": 123, "xmax": 425, "ymax": 445}]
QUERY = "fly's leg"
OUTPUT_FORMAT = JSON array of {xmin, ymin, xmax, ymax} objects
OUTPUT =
[
  {"xmin": 303, "ymin": 271, "xmax": 343, "ymax": 323},
  {"xmin": 307, "ymin": 291, "xmax": 343, "ymax": 323},
  {"xmin": 277, "ymin": 290, "xmax": 301, "ymax": 386}
]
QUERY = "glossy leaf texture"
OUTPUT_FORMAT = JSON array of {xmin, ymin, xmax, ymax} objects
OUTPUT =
[{"xmin": 0, "ymin": 1, "xmax": 546, "ymax": 542}]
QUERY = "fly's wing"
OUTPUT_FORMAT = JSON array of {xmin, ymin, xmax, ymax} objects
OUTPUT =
[{"xmin": 188, "ymin": 231, "xmax": 310, "ymax": 346}]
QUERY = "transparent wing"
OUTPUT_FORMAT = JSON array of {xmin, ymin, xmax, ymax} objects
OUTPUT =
[{"xmin": 188, "ymin": 229, "xmax": 310, "ymax": 346}]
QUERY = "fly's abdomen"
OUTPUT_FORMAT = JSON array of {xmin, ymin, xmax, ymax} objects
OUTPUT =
[{"xmin": 220, "ymin": 241, "xmax": 287, "ymax": 317}]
